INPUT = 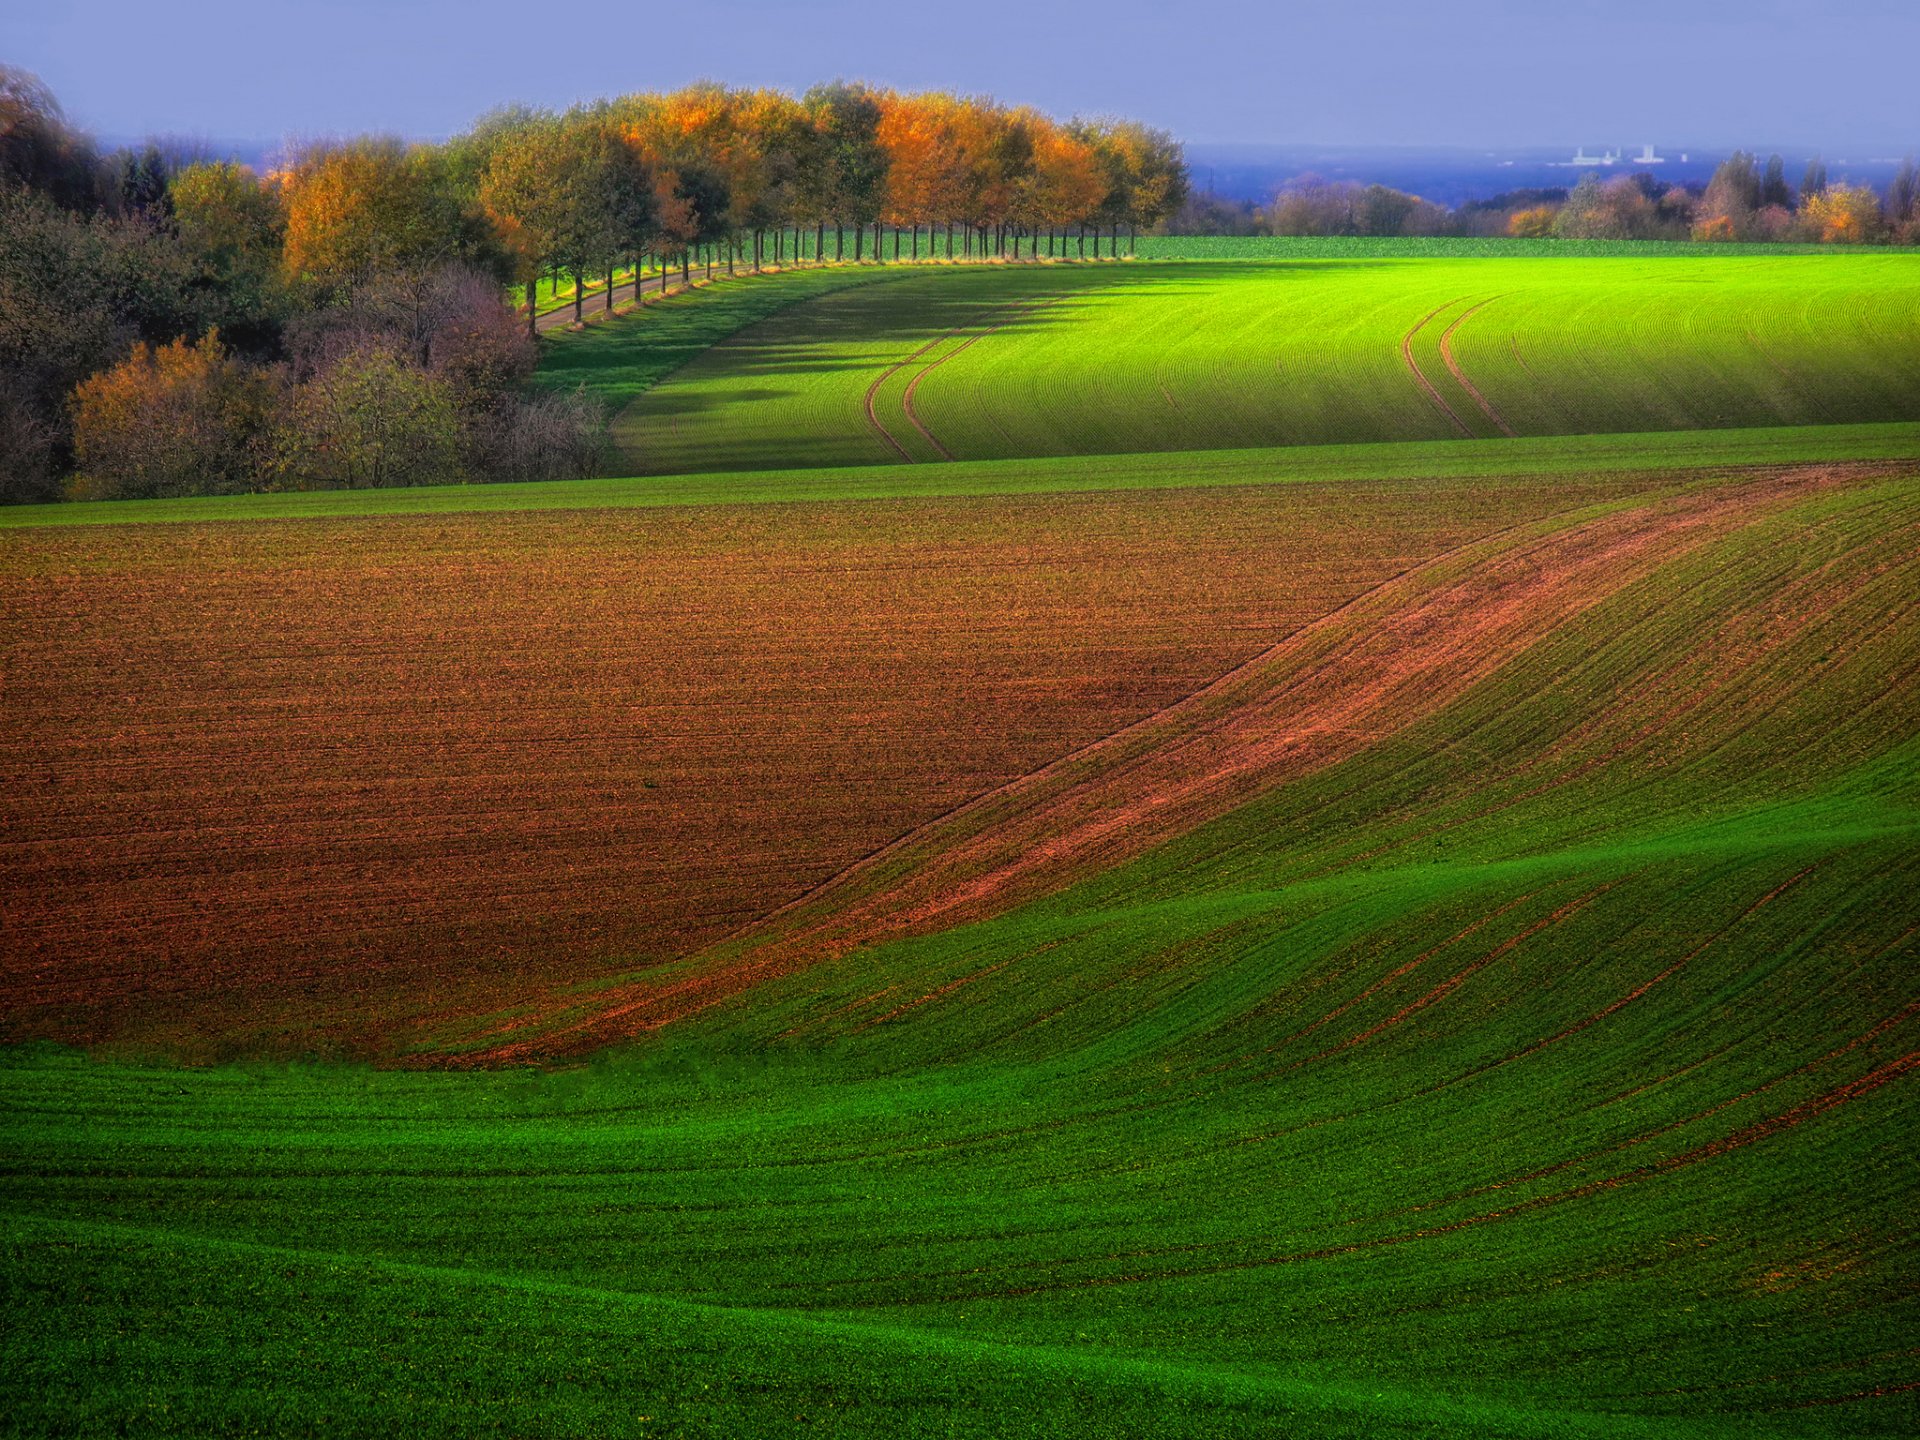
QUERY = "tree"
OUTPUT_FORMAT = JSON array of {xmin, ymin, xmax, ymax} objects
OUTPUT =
[
  {"xmin": 1759, "ymin": 154, "xmax": 1791, "ymax": 211},
  {"xmin": 275, "ymin": 341, "xmax": 463, "ymax": 489},
  {"xmin": 1014, "ymin": 113, "xmax": 1104, "ymax": 255},
  {"xmin": 280, "ymin": 139, "xmax": 480, "ymax": 295},
  {"xmin": 1800, "ymin": 156, "xmax": 1828, "ymax": 200},
  {"xmin": 1553, "ymin": 174, "xmax": 1607, "ymax": 238},
  {"xmin": 0, "ymin": 65, "xmax": 103, "ymax": 212},
  {"xmin": 805, "ymin": 82, "xmax": 888, "ymax": 261},
  {"xmin": 480, "ymin": 114, "xmax": 650, "ymax": 328},
  {"xmin": 1887, "ymin": 157, "xmax": 1918, "ymax": 238},
  {"xmin": 1799, "ymin": 184, "xmax": 1885, "ymax": 244},
  {"xmin": 69, "ymin": 331, "xmax": 274, "ymax": 499},
  {"xmin": 1697, "ymin": 151, "xmax": 1761, "ymax": 239},
  {"xmin": 170, "ymin": 161, "xmax": 288, "ymax": 346},
  {"xmin": 1507, "ymin": 205, "xmax": 1558, "ymax": 238}
]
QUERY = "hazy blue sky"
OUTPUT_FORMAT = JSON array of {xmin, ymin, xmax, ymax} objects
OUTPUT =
[{"xmin": 4, "ymin": 0, "xmax": 1916, "ymax": 148}]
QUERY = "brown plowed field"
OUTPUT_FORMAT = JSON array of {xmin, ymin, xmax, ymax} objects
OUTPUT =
[
  {"xmin": 1, "ymin": 478, "xmax": 1650, "ymax": 1057},
  {"xmin": 472, "ymin": 467, "xmax": 1861, "ymax": 1059}
]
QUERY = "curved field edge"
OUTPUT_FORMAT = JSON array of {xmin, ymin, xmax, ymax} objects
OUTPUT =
[{"xmin": 4, "ymin": 421, "xmax": 1917, "ymax": 529}]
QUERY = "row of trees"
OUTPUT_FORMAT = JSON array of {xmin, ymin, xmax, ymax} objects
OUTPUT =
[
  {"xmin": 263, "ymin": 85, "xmax": 1185, "ymax": 329},
  {"xmin": 457, "ymin": 85, "xmax": 1186, "ymax": 329}
]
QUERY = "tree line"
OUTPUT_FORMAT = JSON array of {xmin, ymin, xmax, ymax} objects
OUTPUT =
[
  {"xmin": 0, "ymin": 68, "xmax": 1187, "ymax": 503},
  {"xmin": 1172, "ymin": 152, "xmax": 1919, "ymax": 244}
]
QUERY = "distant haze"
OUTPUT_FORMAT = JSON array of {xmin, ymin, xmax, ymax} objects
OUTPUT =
[{"xmin": 5, "ymin": 0, "xmax": 1916, "ymax": 151}]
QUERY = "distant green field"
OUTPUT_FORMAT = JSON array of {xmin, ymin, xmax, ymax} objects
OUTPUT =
[
  {"xmin": 5, "ymin": 461, "xmax": 1915, "ymax": 1437},
  {"xmin": 598, "ymin": 254, "xmax": 1920, "ymax": 474},
  {"xmin": 1131, "ymin": 236, "xmax": 1843, "ymax": 260}
]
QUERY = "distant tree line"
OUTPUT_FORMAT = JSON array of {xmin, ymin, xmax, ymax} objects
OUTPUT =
[
  {"xmin": 1, "ymin": 68, "xmax": 1187, "ymax": 503},
  {"xmin": 1166, "ymin": 153, "xmax": 1919, "ymax": 245}
]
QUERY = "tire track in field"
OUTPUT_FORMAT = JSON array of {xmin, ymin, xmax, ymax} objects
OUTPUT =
[
  {"xmin": 900, "ymin": 296, "xmax": 1066, "ymax": 461},
  {"xmin": 863, "ymin": 332, "xmax": 955, "ymax": 461},
  {"xmin": 1438, "ymin": 296, "xmax": 1517, "ymax": 436},
  {"xmin": 470, "ymin": 468, "xmax": 1852, "ymax": 1058},
  {"xmin": 1400, "ymin": 298, "xmax": 1476, "ymax": 437}
]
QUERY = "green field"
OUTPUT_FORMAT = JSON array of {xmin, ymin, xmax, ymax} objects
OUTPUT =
[
  {"xmin": 599, "ymin": 254, "xmax": 1920, "ymax": 474},
  {"xmin": 4, "ymin": 250, "xmax": 1918, "ymax": 1437}
]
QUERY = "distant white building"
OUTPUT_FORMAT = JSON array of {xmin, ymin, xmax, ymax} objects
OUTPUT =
[{"xmin": 1633, "ymin": 145, "xmax": 1665, "ymax": 164}]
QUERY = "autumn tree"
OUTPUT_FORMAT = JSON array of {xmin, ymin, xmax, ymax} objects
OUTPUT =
[
  {"xmin": 1507, "ymin": 205, "xmax": 1558, "ymax": 238},
  {"xmin": 1799, "ymin": 184, "xmax": 1884, "ymax": 244},
  {"xmin": 805, "ymin": 82, "xmax": 887, "ymax": 262},
  {"xmin": 1014, "ymin": 113, "xmax": 1104, "ymax": 257},
  {"xmin": 479, "ymin": 114, "xmax": 651, "ymax": 328},
  {"xmin": 69, "ymin": 330, "xmax": 274, "ymax": 499},
  {"xmin": 280, "ymin": 139, "xmax": 485, "ymax": 295}
]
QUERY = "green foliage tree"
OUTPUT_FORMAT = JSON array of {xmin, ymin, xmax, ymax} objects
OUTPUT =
[
  {"xmin": 1758, "ymin": 154, "xmax": 1791, "ymax": 210},
  {"xmin": 805, "ymin": 82, "xmax": 887, "ymax": 260},
  {"xmin": 275, "ymin": 341, "xmax": 463, "ymax": 489}
]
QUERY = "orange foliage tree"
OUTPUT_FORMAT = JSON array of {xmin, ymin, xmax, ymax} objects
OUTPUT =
[{"xmin": 70, "ymin": 331, "xmax": 274, "ymax": 498}]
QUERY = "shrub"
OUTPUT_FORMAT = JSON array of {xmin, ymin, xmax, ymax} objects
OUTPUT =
[
  {"xmin": 68, "ymin": 331, "xmax": 274, "ymax": 499},
  {"xmin": 275, "ymin": 341, "xmax": 464, "ymax": 489},
  {"xmin": 1507, "ymin": 206, "xmax": 1557, "ymax": 239},
  {"xmin": 471, "ymin": 386, "xmax": 609, "ymax": 482},
  {"xmin": 1799, "ymin": 184, "xmax": 1885, "ymax": 244}
]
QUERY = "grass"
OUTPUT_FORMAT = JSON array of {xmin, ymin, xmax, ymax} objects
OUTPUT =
[
  {"xmin": 593, "ymin": 254, "xmax": 1920, "ymax": 474},
  {"xmin": 530, "ymin": 262, "xmax": 915, "ymax": 412},
  {"xmin": 4, "ymin": 463, "xmax": 1916, "ymax": 1436},
  {"xmin": 4, "ymin": 421, "xmax": 1915, "ymax": 529}
]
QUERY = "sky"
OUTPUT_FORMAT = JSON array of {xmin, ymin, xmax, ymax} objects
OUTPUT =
[{"xmin": 4, "ymin": 0, "xmax": 1917, "ymax": 151}]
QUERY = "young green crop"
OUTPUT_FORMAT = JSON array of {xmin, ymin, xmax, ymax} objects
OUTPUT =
[
  {"xmin": 599, "ymin": 255, "xmax": 1920, "ymax": 475},
  {"xmin": 4, "ymin": 465, "xmax": 1915, "ymax": 1437}
]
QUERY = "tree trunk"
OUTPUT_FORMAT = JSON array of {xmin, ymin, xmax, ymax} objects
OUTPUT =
[
  {"xmin": 605, "ymin": 264, "xmax": 615, "ymax": 313},
  {"xmin": 526, "ymin": 274, "xmax": 537, "ymax": 337},
  {"xmin": 572, "ymin": 268, "xmax": 583, "ymax": 323}
]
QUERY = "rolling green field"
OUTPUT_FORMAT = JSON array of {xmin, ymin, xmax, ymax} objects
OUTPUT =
[
  {"xmin": 602, "ymin": 254, "xmax": 1920, "ymax": 474},
  {"xmin": 4, "ymin": 251, "xmax": 1918, "ymax": 1437}
]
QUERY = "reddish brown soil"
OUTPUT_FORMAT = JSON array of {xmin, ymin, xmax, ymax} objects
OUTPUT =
[
  {"xmin": 1, "ymin": 479, "xmax": 1611, "ymax": 1057},
  {"xmin": 492, "ymin": 467, "xmax": 1851, "ymax": 1058}
]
